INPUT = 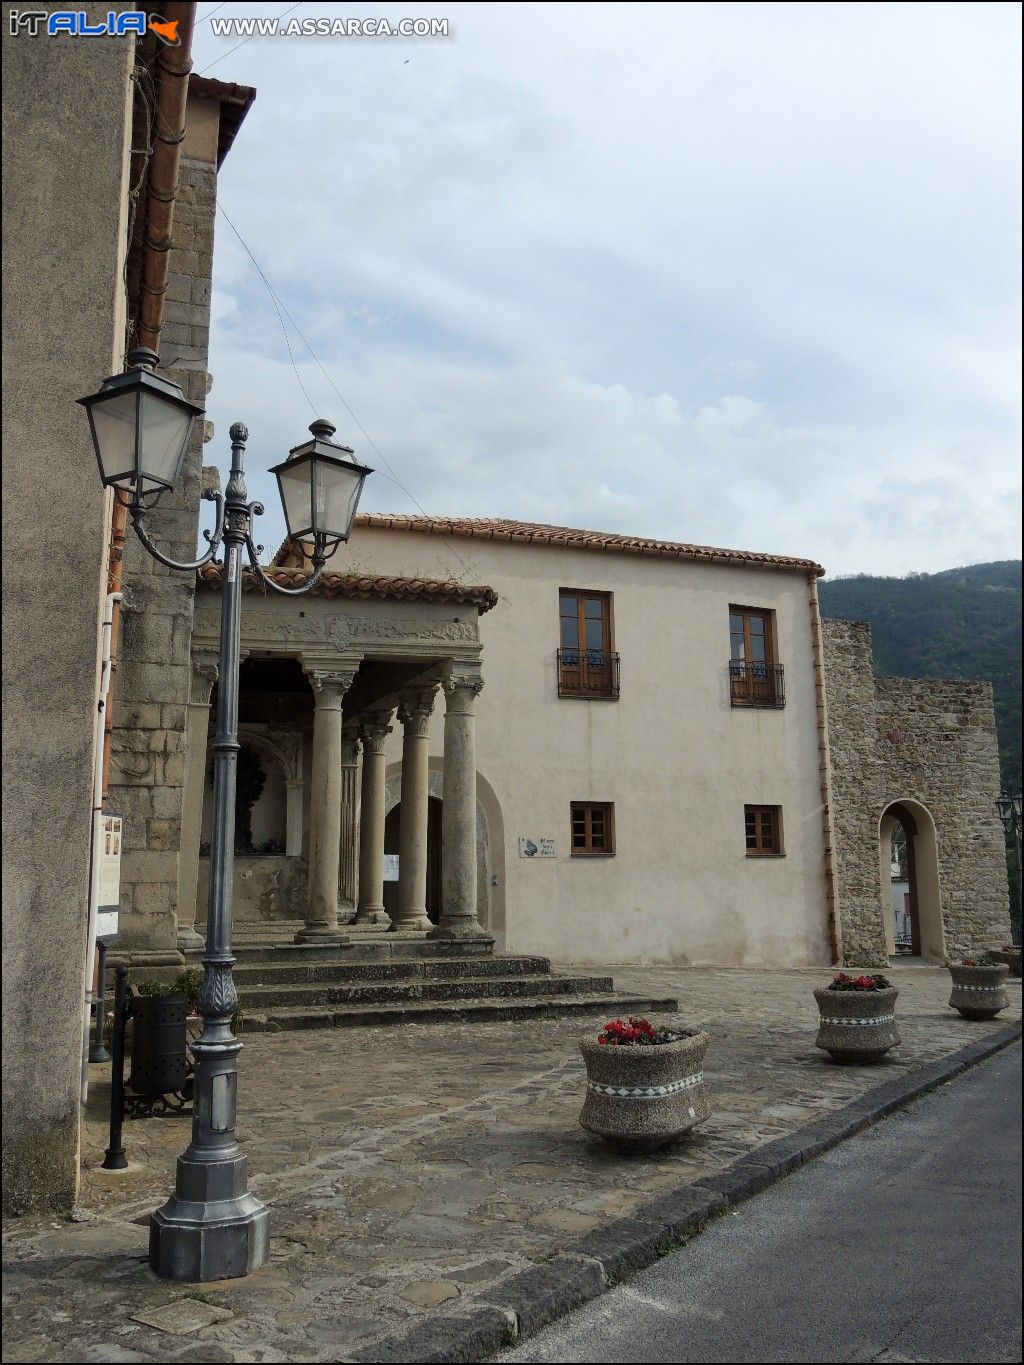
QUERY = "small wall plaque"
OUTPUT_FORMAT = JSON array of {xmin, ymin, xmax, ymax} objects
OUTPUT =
[
  {"xmin": 519, "ymin": 837, "xmax": 556, "ymax": 858},
  {"xmin": 383, "ymin": 853, "xmax": 400, "ymax": 882}
]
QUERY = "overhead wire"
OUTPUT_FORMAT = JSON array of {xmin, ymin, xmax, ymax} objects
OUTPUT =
[
  {"xmin": 214, "ymin": 202, "xmax": 474, "ymax": 579},
  {"xmin": 197, "ymin": 2, "xmax": 305, "ymax": 74}
]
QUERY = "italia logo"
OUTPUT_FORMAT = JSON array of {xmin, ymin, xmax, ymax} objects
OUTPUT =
[{"xmin": 8, "ymin": 11, "xmax": 181, "ymax": 44}]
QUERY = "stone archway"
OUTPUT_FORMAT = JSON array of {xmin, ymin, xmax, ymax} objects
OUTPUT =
[
  {"xmin": 878, "ymin": 799, "xmax": 945, "ymax": 962},
  {"xmin": 384, "ymin": 761, "xmax": 507, "ymax": 945},
  {"xmin": 383, "ymin": 796, "xmax": 443, "ymax": 924}
]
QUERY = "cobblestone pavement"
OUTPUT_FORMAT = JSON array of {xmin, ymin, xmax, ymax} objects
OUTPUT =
[{"xmin": 3, "ymin": 965, "xmax": 1020, "ymax": 1363}]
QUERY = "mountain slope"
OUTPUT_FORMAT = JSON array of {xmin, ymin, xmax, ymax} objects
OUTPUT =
[{"xmin": 818, "ymin": 561, "xmax": 1021, "ymax": 790}]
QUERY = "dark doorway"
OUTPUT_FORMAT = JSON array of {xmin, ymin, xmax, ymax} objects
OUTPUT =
[{"xmin": 383, "ymin": 796, "xmax": 443, "ymax": 925}]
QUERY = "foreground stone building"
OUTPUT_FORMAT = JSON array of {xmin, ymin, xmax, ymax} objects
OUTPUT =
[{"xmin": 2, "ymin": 6, "xmax": 254, "ymax": 1213}]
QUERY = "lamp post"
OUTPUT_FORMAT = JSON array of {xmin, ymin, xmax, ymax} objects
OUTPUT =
[
  {"xmin": 80, "ymin": 348, "xmax": 371, "ymax": 1281},
  {"xmin": 996, "ymin": 791, "xmax": 1023, "ymax": 947}
]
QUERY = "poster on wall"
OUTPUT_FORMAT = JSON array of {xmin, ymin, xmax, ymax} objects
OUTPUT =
[
  {"xmin": 518, "ymin": 837, "xmax": 556, "ymax": 858},
  {"xmin": 96, "ymin": 812, "xmax": 122, "ymax": 942},
  {"xmin": 383, "ymin": 853, "xmax": 400, "ymax": 882}
]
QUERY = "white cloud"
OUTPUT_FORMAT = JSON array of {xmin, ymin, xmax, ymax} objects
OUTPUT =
[{"xmin": 191, "ymin": 1, "xmax": 1022, "ymax": 577}]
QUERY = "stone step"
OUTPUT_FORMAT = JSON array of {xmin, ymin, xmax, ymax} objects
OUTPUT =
[
  {"xmin": 235, "ymin": 973, "xmax": 615, "ymax": 1010},
  {"xmin": 203, "ymin": 938, "xmax": 494, "ymax": 965},
  {"xmin": 240, "ymin": 992, "xmax": 680, "ymax": 1033},
  {"xmin": 230, "ymin": 955, "xmax": 552, "ymax": 987}
]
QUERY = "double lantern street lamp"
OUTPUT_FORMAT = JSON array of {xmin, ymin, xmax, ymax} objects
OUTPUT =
[
  {"xmin": 996, "ymin": 792, "xmax": 1023, "ymax": 947},
  {"xmin": 80, "ymin": 348, "xmax": 372, "ymax": 1281}
]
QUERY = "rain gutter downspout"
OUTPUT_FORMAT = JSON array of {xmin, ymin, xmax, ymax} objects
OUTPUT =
[
  {"xmin": 807, "ymin": 570, "xmax": 844, "ymax": 966},
  {"xmin": 102, "ymin": 0, "xmax": 196, "ymax": 797}
]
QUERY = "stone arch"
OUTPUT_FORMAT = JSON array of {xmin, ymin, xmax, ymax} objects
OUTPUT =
[
  {"xmin": 201, "ymin": 726, "xmax": 299, "ymax": 855},
  {"xmin": 878, "ymin": 799, "xmax": 945, "ymax": 962},
  {"xmin": 384, "ymin": 760, "xmax": 507, "ymax": 947}
]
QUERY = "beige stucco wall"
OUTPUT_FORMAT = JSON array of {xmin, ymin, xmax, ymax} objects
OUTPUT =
[
  {"xmin": 1, "ymin": 24, "xmax": 134, "ymax": 1211},
  {"xmin": 345, "ymin": 528, "xmax": 831, "ymax": 967}
]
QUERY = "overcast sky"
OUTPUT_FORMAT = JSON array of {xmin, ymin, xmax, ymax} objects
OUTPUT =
[{"xmin": 188, "ymin": 2, "xmax": 1021, "ymax": 578}]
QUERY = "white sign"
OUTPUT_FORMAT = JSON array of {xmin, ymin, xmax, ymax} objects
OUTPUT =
[
  {"xmin": 97, "ymin": 813, "xmax": 122, "ymax": 940},
  {"xmin": 519, "ymin": 837, "xmax": 556, "ymax": 859},
  {"xmin": 383, "ymin": 853, "xmax": 400, "ymax": 882}
]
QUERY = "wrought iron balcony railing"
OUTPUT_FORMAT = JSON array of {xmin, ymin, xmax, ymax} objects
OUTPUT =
[
  {"xmin": 557, "ymin": 648, "xmax": 621, "ymax": 700},
  {"xmin": 729, "ymin": 661, "xmax": 785, "ymax": 708}
]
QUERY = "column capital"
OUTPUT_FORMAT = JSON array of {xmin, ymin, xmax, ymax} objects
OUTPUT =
[
  {"xmin": 341, "ymin": 719, "xmax": 362, "ymax": 765},
  {"xmin": 303, "ymin": 659, "xmax": 360, "ymax": 708},
  {"xmin": 442, "ymin": 664, "xmax": 483, "ymax": 715},
  {"xmin": 397, "ymin": 686, "xmax": 437, "ymax": 738},
  {"xmin": 360, "ymin": 709, "xmax": 394, "ymax": 754},
  {"xmin": 190, "ymin": 651, "xmax": 219, "ymax": 704}
]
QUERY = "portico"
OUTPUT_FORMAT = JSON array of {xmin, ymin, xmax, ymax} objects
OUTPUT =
[{"xmin": 182, "ymin": 551, "xmax": 498, "ymax": 951}]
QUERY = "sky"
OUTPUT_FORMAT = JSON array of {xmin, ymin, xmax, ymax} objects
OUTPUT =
[{"xmin": 187, "ymin": 1, "xmax": 1022, "ymax": 578}]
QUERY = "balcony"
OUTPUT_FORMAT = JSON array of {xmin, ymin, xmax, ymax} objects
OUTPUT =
[
  {"xmin": 729, "ymin": 661, "xmax": 785, "ymax": 709},
  {"xmin": 557, "ymin": 648, "xmax": 620, "ymax": 700}
]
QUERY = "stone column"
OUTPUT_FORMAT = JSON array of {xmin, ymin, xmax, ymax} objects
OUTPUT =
[
  {"xmin": 284, "ymin": 779, "xmax": 304, "ymax": 858},
  {"xmin": 391, "ymin": 688, "xmax": 437, "ymax": 932},
  {"xmin": 175, "ymin": 654, "xmax": 218, "ymax": 951},
  {"xmin": 338, "ymin": 721, "xmax": 361, "ymax": 924},
  {"xmin": 355, "ymin": 710, "xmax": 394, "ymax": 926},
  {"xmin": 298, "ymin": 663, "xmax": 359, "ymax": 944},
  {"xmin": 429, "ymin": 664, "xmax": 492, "ymax": 942}
]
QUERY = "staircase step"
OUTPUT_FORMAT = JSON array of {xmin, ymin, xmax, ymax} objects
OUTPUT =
[
  {"xmin": 239, "ymin": 993, "xmax": 680, "ymax": 1033},
  {"xmin": 235, "ymin": 974, "xmax": 615, "ymax": 1010},
  {"xmin": 208, "ymin": 938, "xmax": 494, "ymax": 965},
  {"xmin": 231, "ymin": 955, "xmax": 552, "ymax": 987}
]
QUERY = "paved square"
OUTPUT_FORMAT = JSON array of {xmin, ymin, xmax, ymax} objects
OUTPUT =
[{"xmin": 2, "ymin": 965, "xmax": 1019, "ymax": 1363}]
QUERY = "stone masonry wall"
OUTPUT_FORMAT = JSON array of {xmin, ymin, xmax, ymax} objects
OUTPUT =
[
  {"xmin": 875, "ymin": 675, "xmax": 1010, "ymax": 957},
  {"xmin": 108, "ymin": 133, "xmax": 217, "ymax": 959},
  {"xmin": 822, "ymin": 618, "xmax": 1011, "ymax": 966}
]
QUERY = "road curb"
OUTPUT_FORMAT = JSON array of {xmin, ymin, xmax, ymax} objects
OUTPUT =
[{"xmin": 344, "ymin": 1021, "xmax": 1021, "ymax": 1363}]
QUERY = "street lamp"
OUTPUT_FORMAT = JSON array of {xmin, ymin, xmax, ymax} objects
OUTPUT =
[
  {"xmin": 996, "ymin": 791, "xmax": 1023, "ymax": 947},
  {"xmin": 80, "ymin": 349, "xmax": 372, "ymax": 1281}
]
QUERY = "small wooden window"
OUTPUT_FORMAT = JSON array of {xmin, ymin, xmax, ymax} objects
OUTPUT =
[
  {"xmin": 745, "ymin": 805, "xmax": 783, "ymax": 856},
  {"xmin": 558, "ymin": 590, "xmax": 618, "ymax": 699},
  {"xmin": 571, "ymin": 802, "xmax": 615, "ymax": 856}
]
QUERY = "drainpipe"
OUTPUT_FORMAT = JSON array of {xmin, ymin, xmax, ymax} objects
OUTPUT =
[
  {"xmin": 82, "ymin": 593, "xmax": 123, "ymax": 1103},
  {"xmin": 102, "ymin": 1, "xmax": 196, "ymax": 799},
  {"xmin": 807, "ymin": 571, "xmax": 844, "ymax": 966}
]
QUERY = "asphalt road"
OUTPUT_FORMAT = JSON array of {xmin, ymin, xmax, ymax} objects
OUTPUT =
[{"xmin": 503, "ymin": 1044, "xmax": 1023, "ymax": 1363}]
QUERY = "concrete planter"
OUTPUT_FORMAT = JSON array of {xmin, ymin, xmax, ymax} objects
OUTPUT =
[
  {"xmin": 813, "ymin": 986, "xmax": 899, "ymax": 1064},
  {"xmin": 948, "ymin": 964, "xmax": 1010, "ymax": 1020},
  {"xmin": 579, "ymin": 1030, "xmax": 711, "ymax": 1153},
  {"xmin": 987, "ymin": 949, "xmax": 1021, "ymax": 979}
]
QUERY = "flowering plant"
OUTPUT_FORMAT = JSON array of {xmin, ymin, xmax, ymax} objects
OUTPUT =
[
  {"xmin": 827, "ymin": 972, "xmax": 892, "ymax": 992},
  {"xmin": 597, "ymin": 1016, "xmax": 687, "ymax": 1045}
]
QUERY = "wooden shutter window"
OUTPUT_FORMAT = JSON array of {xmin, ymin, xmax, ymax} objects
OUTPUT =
[
  {"xmin": 744, "ymin": 805, "xmax": 783, "ymax": 856},
  {"xmin": 571, "ymin": 802, "xmax": 615, "ymax": 856},
  {"xmin": 558, "ymin": 590, "xmax": 618, "ymax": 699}
]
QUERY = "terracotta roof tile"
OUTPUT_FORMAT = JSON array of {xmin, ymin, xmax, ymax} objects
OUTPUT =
[
  {"xmin": 354, "ymin": 514, "xmax": 825, "ymax": 576},
  {"xmin": 196, "ymin": 563, "xmax": 497, "ymax": 612}
]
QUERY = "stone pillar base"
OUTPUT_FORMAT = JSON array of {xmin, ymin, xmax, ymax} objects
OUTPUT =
[
  {"xmin": 388, "ymin": 912, "xmax": 432, "ymax": 933},
  {"xmin": 176, "ymin": 926, "xmax": 205, "ymax": 952},
  {"xmin": 427, "ymin": 921, "xmax": 494, "ymax": 943},
  {"xmin": 294, "ymin": 926, "xmax": 348, "ymax": 946},
  {"xmin": 353, "ymin": 908, "xmax": 390, "ymax": 927}
]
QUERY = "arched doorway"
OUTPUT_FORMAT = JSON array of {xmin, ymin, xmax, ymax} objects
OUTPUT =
[
  {"xmin": 382, "ymin": 796, "xmax": 443, "ymax": 925},
  {"xmin": 878, "ymin": 800, "xmax": 945, "ymax": 962}
]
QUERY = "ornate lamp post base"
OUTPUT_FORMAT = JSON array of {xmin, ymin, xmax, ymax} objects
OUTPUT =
[{"xmin": 150, "ymin": 1179, "xmax": 269, "ymax": 1282}]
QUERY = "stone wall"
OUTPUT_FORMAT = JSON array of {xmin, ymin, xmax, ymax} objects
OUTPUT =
[
  {"xmin": 108, "ymin": 104, "xmax": 219, "ymax": 960},
  {"xmin": 822, "ymin": 618, "xmax": 1011, "ymax": 965},
  {"xmin": 2, "ymin": 22, "xmax": 133, "ymax": 1213}
]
